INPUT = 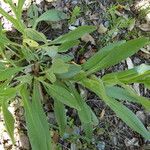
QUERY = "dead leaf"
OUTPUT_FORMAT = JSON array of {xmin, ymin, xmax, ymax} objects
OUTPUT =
[
  {"xmin": 81, "ymin": 34, "xmax": 95, "ymax": 45},
  {"xmin": 100, "ymin": 109, "xmax": 105, "ymax": 119},
  {"xmin": 52, "ymin": 131, "xmax": 59, "ymax": 143},
  {"xmin": 139, "ymin": 23, "xmax": 150, "ymax": 31},
  {"xmin": 98, "ymin": 24, "xmax": 107, "ymax": 34}
]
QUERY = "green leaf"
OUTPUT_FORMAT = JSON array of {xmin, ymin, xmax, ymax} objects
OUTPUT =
[
  {"xmin": 23, "ymin": 38, "xmax": 39, "ymax": 47},
  {"xmin": 0, "ymin": 7, "xmax": 24, "ymax": 33},
  {"xmin": 44, "ymin": 82, "xmax": 81, "ymax": 110},
  {"xmin": 70, "ymin": 6, "xmax": 81, "ymax": 24},
  {"xmin": 20, "ymin": 81, "xmax": 52, "ymax": 150},
  {"xmin": 107, "ymin": 97, "xmax": 150, "ymax": 139},
  {"xmin": 25, "ymin": 28, "xmax": 47, "ymax": 43},
  {"xmin": 2, "ymin": 100, "xmax": 15, "ymax": 144},
  {"xmin": 79, "ymin": 77, "xmax": 150, "ymax": 139},
  {"xmin": 53, "ymin": 26, "xmax": 97, "ymax": 44},
  {"xmin": 51, "ymin": 58, "xmax": 69, "ymax": 74},
  {"xmin": 82, "ymin": 41, "xmax": 125, "ymax": 71},
  {"xmin": 67, "ymin": 83, "xmax": 98, "ymax": 139},
  {"xmin": 102, "ymin": 64, "xmax": 150, "ymax": 84},
  {"xmin": 0, "ymin": 67, "xmax": 22, "ymax": 81},
  {"xmin": 54, "ymin": 100, "xmax": 67, "ymax": 136},
  {"xmin": 34, "ymin": 9, "xmax": 67, "ymax": 28},
  {"xmin": 58, "ymin": 40, "xmax": 80, "ymax": 52},
  {"xmin": 58, "ymin": 64, "xmax": 81, "ymax": 79},
  {"xmin": 83, "ymin": 38, "xmax": 149, "ymax": 74},
  {"xmin": 105, "ymin": 85, "xmax": 150, "ymax": 111},
  {"xmin": 46, "ymin": 70, "xmax": 56, "ymax": 83},
  {"xmin": 43, "ymin": 46, "xmax": 58, "ymax": 58},
  {"xmin": 17, "ymin": 0, "xmax": 25, "ymax": 18},
  {"xmin": 16, "ymin": 74, "xmax": 33, "ymax": 84},
  {"xmin": 0, "ymin": 87, "xmax": 17, "ymax": 99}
]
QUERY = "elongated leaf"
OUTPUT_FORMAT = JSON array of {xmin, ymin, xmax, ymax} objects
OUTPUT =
[
  {"xmin": 106, "ymin": 97, "xmax": 150, "ymax": 139},
  {"xmin": 102, "ymin": 64, "xmax": 150, "ymax": 84},
  {"xmin": 0, "ymin": 7, "xmax": 24, "ymax": 33},
  {"xmin": 54, "ymin": 100, "xmax": 67, "ymax": 136},
  {"xmin": 0, "ymin": 87, "xmax": 17, "ymax": 99},
  {"xmin": 106, "ymin": 85, "xmax": 150, "ymax": 111},
  {"xmin": 25, "ymin": 28, "xmax": 47, "ymax": 43},
  {"xmin": 17, "ymin": 0, "xmax": 25, "ymax": 17},
  {"xmin": 83, "ymin": 38, "xmax": 149, "ymax": 74},
  {"xmin": 79, "ymin": 77, "xmax": 150, "ymax": 139},
  {"xmin": 82, "ymin": 41, "xmax": 125, "ymax": 71},
  {"xmin": 34, "ymin": 9, "xmax": 67, "ymax": 28},
  {"xmin": 44, "ymin": 82, "xmax": 81, "ymax": 110},
  {"xmin": 67, "ymin": 82, "xmax": 98, "ymax": 139},
  {"xmin": 53, "ymin": 26, "xmax": 97, "ymax": 44},
  {"xmin": 0, "ymin": 67, "xmax": 22, "ymax": 81},
  {"xmin": 2, "ymin": 101, "xmax": 15, "ymax": 144},
  {"xmin": 58, "ymin": 40, "xmax": 80, "ymax": 52},
  {"xmin": 20, "ymin": 81, "xmax": 52, "ymax": 150}
]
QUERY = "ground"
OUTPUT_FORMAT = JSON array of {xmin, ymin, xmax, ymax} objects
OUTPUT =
[{"xmin": 0, "ymin": 0, "xmax": 150, "ymax": 150}]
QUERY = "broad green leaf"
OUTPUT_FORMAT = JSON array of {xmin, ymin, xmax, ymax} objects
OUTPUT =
[
  {"xmin": 25, "ymin": 28, "xmax": 47, "ymax": 43},
  {"xmin": 58, "ymin": 40, "xmax": 80, "ymax": 52},
  {"xmin": 21, "ymin": 46, "xmax": 36, "ymax": 61},
  {"xmin": 53, "ymin": 26, "xmax": 97, "ymax": 44},
  {"xmin": 43, "ymin": 46, "xmax": 58, "ymax": 58},
  {"xmin": 58, "ymin": 64, "xmax": 81, "ymax": 79},
  {"xmin": 0, "ymin": 67, "xmax": 22, "ymax": 81},
  {"xmin": 51, "ymin": 58, "xmax": 69, "ymax": 74},
  {"xmin": 20, "ymin": 81, "xmax": 52, "ymax": 150},
  {"xmin": 46, "ymin": 70, "xmax": 56, "ymax": 83},
  {"xmin": 27, "ymin": 4, "xmax": 39, "ymax": 27},
  {"xmin": 79, "ymin": 77, "xmax": 150, "ymax": 139},
  {"xmin": 54, "ymin": 100, "xmax": 67, "ymax": 136},
  {"xmin": 83, "ymin": 38, "xmax": 149, "ymax": 74},
  {"xmin": 44, "ymin": 82, "xmax": 81, "ymax": 110},
  {"xmin": 106, "ymin": 85, "xmax": 150, "ymax": 111},
  {"xmin": 2, "ymin": 101, "xmax": 15, "ymax": 144},
  {"xmin": 34, "ymin": 9, "xmax": 67, "ymax": 28},
  {"xmin": 82, "ymin": 41, "xmax": 125, "ymax": 71},
  {"xmin": 58, "ymin": 54, "xmax": 74, "ymax": 62}
]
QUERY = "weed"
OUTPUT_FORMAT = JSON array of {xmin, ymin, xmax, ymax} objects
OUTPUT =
[{"xmin": 0, "ymin": 1, "xmax": 150, "ymax": 149}]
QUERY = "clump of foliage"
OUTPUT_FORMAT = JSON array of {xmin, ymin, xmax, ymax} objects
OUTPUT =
[{"xmin": 0, "ymin": 0, "xmax": 150, "ymax": 149}]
